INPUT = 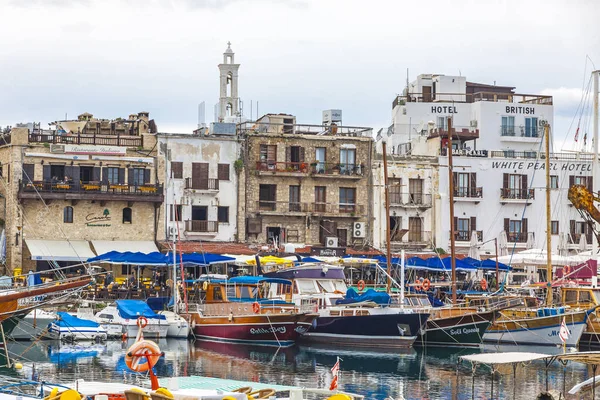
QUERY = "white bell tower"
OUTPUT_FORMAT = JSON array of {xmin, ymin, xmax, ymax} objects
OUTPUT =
[{"xmin": 218, "ymin": 41, "xmax": 240, "ymax": 122}]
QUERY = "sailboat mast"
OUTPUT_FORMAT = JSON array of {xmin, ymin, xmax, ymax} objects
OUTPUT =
[
  {"xmin": 545, "ymin": 122, "xmax": 552, "ymax": 306},
  {"xmin": 447, "ymin": 117, "xmax": 457, "ymax": 304},
  {"xmin": 382, "ymin": 138, "xmax": 392, "ymax": 293},
  {"xmin": 172, "ymin": 180, "xmax": 178, "ymax": 314},
  {"xmin": 593, "ymin": 71, "xmax": 599, "ymax": 260}
]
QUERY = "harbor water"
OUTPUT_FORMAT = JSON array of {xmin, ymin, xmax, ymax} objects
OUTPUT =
[{"xmin": 0, "ymin": 339, "xmax": 595, "ymax": 399}]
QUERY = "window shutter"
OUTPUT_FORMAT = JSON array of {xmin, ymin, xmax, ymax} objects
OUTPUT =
[
  {"xmin": 299, "ymin": 147, "xmax": 305, "ymax": 163},
  {"xmin": 93, "ymin": 167, "xmax": 101, "ymax": 182},
  {"xmin": 171, "ymin": 162, "xmax": 183, "ymax": 179},
  {"xmin": 218, "ymin": 164, "xmax": 230, "ymax": 180},
  {"xmin": 144, "ymin": 169, "xmax": 151, "ymax": 184},
  {"xmin": 22, "ymin": 164, "xmax": 35, "ymax": 184},
  {"xmin": 504, "ymin": 218, "xmax": 509, "ymax": 233},
  {"xmin": 453, "ymin": 217, "xmax": 458, "ymax": 236},
  {"xmin": 522, "ymin": 218, "xmax": 528, "ymax": 233},
  {"xmin": 470, "ymin": 216, "xmax": 477, "ymax": 233},
  {"xmin": 470, "ymin": 173, "xmax": 477, "ymax": 193},
  {"xmin": 285, "ymin": 147, "xmax": 291, "ymax": 163},
  {"xmin": 43, "ymin": 165, "xmax": 51, "ymax": 181},
  {"xmin": 452, "ymin": 172, "xmax": 457, "ymax": 187},
  {"xmin": 101, "ymin": 167, "xmax": 108, "ymax": 184},
  {"xmin": 587, "ymin": 176, "xmax": 593, "ymax": 194},
  {"xmin": 570, "ymin": 220, "xmax": 575, "ymax": 238},
  {"xmin": 118, "ymin": 168, "xmax": 125, "ymax": 184},
  {"xmin": 521, "ymin": 175, "xmax": 527, "ymax": 190},
  {"xmin": 569, "ymin": 176, "xmax": 574, "ymax": 187},
  {"xmin": 503, "ymin": 173, "xmax": 508, "ymax": 189},
  {"xmin": 128, "ymin": 168, "xmax": 134, "ymax": 185}
]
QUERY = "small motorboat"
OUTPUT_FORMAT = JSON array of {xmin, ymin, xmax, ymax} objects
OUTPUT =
[
  {"xmin": 45, "ymin": 312, "xmax": 107, "ymax": 341},
  {"xmin": 94, "ymin": 300, "xmax": 168, "ymax": 338},
  {"xmin": 158, "ymin": 310, "xmax": 190, "ymax": 339}
]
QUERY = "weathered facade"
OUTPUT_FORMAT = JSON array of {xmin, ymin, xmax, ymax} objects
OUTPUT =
[
  {"xmin": 238, "ymin": 114, "xmax": 374, "ymax": 251},
  {"xmin": 0, "ymin": 112, "xmax": 162, "ymax": 273}
]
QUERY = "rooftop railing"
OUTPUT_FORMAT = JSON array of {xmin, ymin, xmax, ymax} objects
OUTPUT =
[
  {"xmin": 392, "ymin": 91, "xmax": 553, "ymax": 108},
  {"xmin": 28, "ymin": 132, "xmax": 143, "ymax": 147},
  {"xmin": 237, "ymin": 122, "xmax": 373, "ymax": 138}
]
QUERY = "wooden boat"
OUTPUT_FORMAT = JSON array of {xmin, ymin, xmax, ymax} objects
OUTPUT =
[
  {"xmin": 183, "ymin": 276, "xmax": 318, "ymax": 347},
  {"xmin": 560, "ymin": 286, "xmax": 600, "ymax": 348}
]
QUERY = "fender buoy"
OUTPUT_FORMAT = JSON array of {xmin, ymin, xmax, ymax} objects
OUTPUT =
[
  {"xmin": 422, "ymin": 278, "xmax": 431, "ymax": 291},
  {"xmin": 202, "ymin": 281, "xmax": 208, "ymax": 291},
  {"xmin": 125, "ymin": 339, "xmax": 161, "ymax": 373},
  {"xmin": 357, "ymin": 280, "xmax": 366, "ymax": 291},
  {"xmin": 481, "ymin": 278, "xmax": 488, "ymax": 291},
  {"xmin": 252, "ymin": 302, "xmax": 260, "ymax": 314},
  {"xmin": 137, "ymin": 316, "xmax": 148, "ymax": 329},
  {"xmin": 563, "ymin": 265, "xmax": 571, "ymax": 277}
]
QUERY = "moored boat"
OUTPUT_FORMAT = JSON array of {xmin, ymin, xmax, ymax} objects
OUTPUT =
[
  {"xmin": 45, "ymin": 312, "xmax": 107, "ymax": 341},
  {"xmin": 94, "ymin": 300, "xmax": 169, "ymax": 338}
]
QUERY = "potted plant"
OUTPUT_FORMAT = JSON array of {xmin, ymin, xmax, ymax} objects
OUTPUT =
[{"xmin": 332, "ymin": 164, "xmax": 341, "ymax": 175}]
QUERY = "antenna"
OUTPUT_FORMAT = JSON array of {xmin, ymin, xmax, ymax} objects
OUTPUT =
[{"xmin": 198, "ymin": 102, "xmax": 206, "ymax": 128}]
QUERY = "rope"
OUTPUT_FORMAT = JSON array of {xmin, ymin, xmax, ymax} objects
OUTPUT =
[{"xmin": 264, "ymin": 313, "xmax": 282, "ymax": 348}]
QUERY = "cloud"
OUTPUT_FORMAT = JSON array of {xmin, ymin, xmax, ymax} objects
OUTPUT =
[{"xmin": 540, "ymin": 87, "xmax": 591, "ymax": 118}]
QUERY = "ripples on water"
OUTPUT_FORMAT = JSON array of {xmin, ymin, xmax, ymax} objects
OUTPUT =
[{"xmin": 0, "ymin": 340, "xmax": 594, "ymax": 399}]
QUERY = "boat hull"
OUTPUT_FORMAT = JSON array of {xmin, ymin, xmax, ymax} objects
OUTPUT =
[
  {"xmin": 191, "ymin": 313, "xmax": 316, "ymax": 347},
  {"xmin": 9, "ymin": 314, "xmax": 55, "ymax": 340},
  {"xmin": 46, "ymin": 323, "xmax": 108, "ymax": 341},
  {"xmin": 483, "ymin": 311, "xmax": 588, "ymax": 347},
  {"xmin": 417, "ymin": 312, "xmax": 494, "ymax": 347},
  {"xmin": 300, "ymin": 312, "xmax": 428, "ymax": 348}
]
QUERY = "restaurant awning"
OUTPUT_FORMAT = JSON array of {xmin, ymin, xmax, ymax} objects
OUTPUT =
[
  {"xmin": 26, "ymin": 239, "xmax": 95, "ymax": 262},
  {"xmin": 91, "ymin": 240, "xmax": 159, "ymax": 256}
]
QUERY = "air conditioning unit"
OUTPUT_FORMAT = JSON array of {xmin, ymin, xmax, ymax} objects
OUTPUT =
[
  {"xmin": 469, "ymin": 120, "xmax": 478, "ymax": 128},
  {"xmin": 50, "ymin": 144, "xmax": 65, "ymax": 154},
  {"xmin": 353, "ymin": 222, "xmax": 366, "ymax": 238},
  {"xmin": 325, "ymin": 237, "xmax": 338, "ymax": 248},
  {"xmin": 538, "ymin": 119, "xmax": 548, "ymax": 128}
]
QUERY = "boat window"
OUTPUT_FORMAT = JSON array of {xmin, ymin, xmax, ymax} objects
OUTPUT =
[
  {"xmin": 98, "ymin": 314, "xmax": 112, "ymax": 319},
  {"xmin": 593, "ymin": 291, "xmax": 600, "ymax": 304},
  {"xmin": 239, "ymin": 286, "xmax": 258, "ymax": 299},
  {"xmin": 296, "ymin": 280, "xmax": 318, "ymax": 294},
  {"xmin": 332, "ymin": 280, "xmax": 347, "ymax": 292},
  {"xmin": 419, "ymin": 298, "xmax": 432, "ymax": 306},
  {"xmin": 317, "ymin": 280, "xmax": 335, "ymax": 292},
  {"xmin": 403, "ymin": 298, "xmax": 411, "ymax": 306},
  {"xmin": 579, "ymin": 291, "xmax": 592, "ymax": 303},
  {"xmin": 213, "ymin": 286, "xmax": 223, "ymax": 300},
  {"xmin": 564, "ymin": 290, "xmax": 577, "ymax": 305},
  {"xmin": 226, "ymin": 285, "xmax": 236, "ymax": 299}
]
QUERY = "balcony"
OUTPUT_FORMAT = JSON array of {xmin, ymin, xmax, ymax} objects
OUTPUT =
[
  {"xmin": 18, "ymin": 180, "xmax": 163, "ymax": 203},
  {"xmin": 500, "ymin": 126, "xmax": 542, "ymax": 142},
  {"xmin": 255, "ymin": 201, "xmax": 364, "ymax": 217},
  {"xmin": 507, "ymin": 232, "xmax": 528, "ymax": 243},
  {"xmin": 454, "ymin": 187, "xmax": 483, "ymax": 202},
  {"xmin": 311, "ymin": 163, "xmax": 365, "ymax": 179},
  {"xmin": 390, "ymin": 231, "xmax": 432, "ymax": 251},
  {"xmin": 28, "ymin": 133, "xmax": 143, "ymax": 147},
  {"xmin": 500, "ymin": 188, "xmax": 535, "ymax": 204},
  {"xmin": 390, "ymin": 193, "xmax": 432, "ymax": 209},
  {"xmin": 453, "ymin": 230, "xmax": 483, "ymax": 242},
  {"xmin": 184, "ymin": 178, "xmax": 219, "ymax": 192},
  {"xmin": 255, "ymin": 161, "xmax": 309, "ymax": 176},
  {"xmin": 185, "ymin": 220, "xmax": 218, "ymax": 234}
]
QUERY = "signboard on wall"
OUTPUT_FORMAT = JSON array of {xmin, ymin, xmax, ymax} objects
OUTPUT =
[
  {"xmin": 311, "ymin": 246, "xmax": 346, "ymax": 257},
  {"xmin": 65, "ymin": 144, "xmax": 127, "ymax": 155},
  {"xmin": 85, "ymin": 209, "xmax": 112, "ymax": 227}
]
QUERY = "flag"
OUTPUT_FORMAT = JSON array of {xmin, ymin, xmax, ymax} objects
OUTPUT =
[
  {"xmin": 330, "ymin": 357, "xmax": 340, "ymax": 391},
  {"xmin": 574, "ymin": 126, "xmax": 579, "ymax": 142},
  {"xmin": 559, "ymin": 317, "xmax": 570, "ymax": 344}
]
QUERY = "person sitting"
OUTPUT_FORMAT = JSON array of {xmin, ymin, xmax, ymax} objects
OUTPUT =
[{"xmin": 104, "ymin": 272, "xmax": 113, "ymax": 287}]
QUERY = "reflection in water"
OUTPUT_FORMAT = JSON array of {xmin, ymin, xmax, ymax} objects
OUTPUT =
[{"xmin": 0, "ymin": 339, "xmax": 592, "ymax": 399}]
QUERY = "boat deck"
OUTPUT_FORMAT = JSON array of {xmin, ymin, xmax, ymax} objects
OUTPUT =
[{"xmin": 158, "ymin": 376, "xmax": 298, "ymax": 392}]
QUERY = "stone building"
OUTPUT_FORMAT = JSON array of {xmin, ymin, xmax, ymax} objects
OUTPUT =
[
  {"xmin": 237, "ymin": 114, "xmax": 374, "ymax": 254},
  {"xmin": 0, "ymin": 112, "xmax": 163, "ymax": 274}
]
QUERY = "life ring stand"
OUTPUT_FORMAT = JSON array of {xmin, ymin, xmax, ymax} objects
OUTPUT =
[
  {"xmin": 481, "ymin": 278, "xmax": 488, "ymax": 291},
  {"xmin": 137, "ymin": 316, "xmax": 148, "ymax": 329},
  {"xmin": 252, "ymin": 302, "xmax": 261, "ymax": 314},
  {"xmin": 422, "ymin": 278, "xmax": 431, "ymax": 291},
  {"xmin": 357, "ymin": 280, "xmax": 366, "ymax": 291}
]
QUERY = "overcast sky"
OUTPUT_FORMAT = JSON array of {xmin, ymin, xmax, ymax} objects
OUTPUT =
[{"xmin": 1, "ymin": 0, "xmax": 599, "ymax": 150}]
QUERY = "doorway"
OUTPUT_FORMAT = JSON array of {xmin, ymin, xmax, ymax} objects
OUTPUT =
[
  {"xmin": 267, "ymin": 227, "xmax": 284, "ymax": 246},
  {"xmin": 80, "ymin": 166, "xmax": 94, "ymax": 183}
]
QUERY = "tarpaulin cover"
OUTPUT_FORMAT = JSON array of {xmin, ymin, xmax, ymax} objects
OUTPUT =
[
  {"xmin": 179, "ymin": 253, "xmax": 236, "ymax": 265},
  {"xmin": 556, "ymin": 259, "xmax": 596, "ymax": 279},
  {"xmin": 88, "ymin": 251, "xmax": 168, "ymax": 265},
  {"xmin": 115, "ymin": 300, "xmax": 166, "ymax": 320},
  {"xmin": 462, "ymin": 257, "xmax": 512, "ymax": 271},
  {"xmin": 335, "ymin": 288, "xmax": 391, "ymax": 305},
  {"xmin": 55, "ymin": 311, "xmax": 100, "ymax": 328},
  {"xmin": 228, "ymin": 276, "xmax": 292, "ymax": 285},
  {"xmin": 146, "ymin": 297, "xmax": 170, "ymax": 312}
]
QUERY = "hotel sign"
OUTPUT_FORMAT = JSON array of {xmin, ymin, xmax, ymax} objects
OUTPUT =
[
  {"xmin": 65, "ymin": 144, "xmax": 126, "ymax": 155},
  {"xmin": 431, "ymin": 106, "xmax": 458, "ymax": 114},
  {"xmin": 492, "ymin": 161, "xmax": 592, "ymax": 172}
]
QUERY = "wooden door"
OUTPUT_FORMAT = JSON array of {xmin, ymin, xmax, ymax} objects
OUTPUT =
[
  {"xmin": 192, "ymin": 163, "xmax": 209, "ymax": 189},
  {"xmin": 408, "ymin": 217, "xmax": 422, "ymax": 242}
]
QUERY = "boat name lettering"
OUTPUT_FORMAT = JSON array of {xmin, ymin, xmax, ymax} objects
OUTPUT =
[
  {"xmin": 548, "ymin": 328, "xmax": 571, "ymax": 338},
  {"xmin": 431, "ymin": 106, "xmax": 458, "ymax": 114},
  {"xmin": 250, "ymin": 327, "xmax": 287, "ymax": 335},
  {"xmin": 491, "ymin": 161, "xmax": 592, "ymax": 172},
  {"xmin": 294, "ymin": 326, "xmax": 309, "ymax": 334},
  {"xmin": 449, "ymin": 327, "xmax": 479, "ymax": 336},
  {"xmin": 505, "ymin": 106, "xmax": 535, "ymax": 115}
]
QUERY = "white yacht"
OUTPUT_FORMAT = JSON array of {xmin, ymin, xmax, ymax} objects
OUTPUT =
[
  {"xmin": 94, "ymin": 300, "xmax": 169, "ymax": 338},
  {"xmin": 157, "ymin": 310, "xmax": 190, "ymax": 338},
  {"xmin": 9, "ymin": 309, "xmax": 56, "ymax": 340}
]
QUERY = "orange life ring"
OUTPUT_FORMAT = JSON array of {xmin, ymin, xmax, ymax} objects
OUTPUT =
[
  {"xmin": 422, "ymin": 278, "xmax": 431, "ymax": 291},
  {"xmin": 563, "ymin": 265, "xmax": 571, "ymax": 276},
  {"xmin": 481, "ymin": 278, "xmax": 488, "ymax": 291},
  {"xmin": 415, "ymin": 279, "xmax": 423, "ymax": 291},
  {"xmin": 252, "ymin": 302, "xmax": 261, "ymax": 314},
  {"xmin": 137, "ymin": 316, "xmax": 148, "ymax": 329},
  {"xmin": 357, "ymin": 280, "xmax": 366, "ymax": 291},
  {"xmin": 125, "ymin": 339, "xmax": 161, "ymax": 373}
]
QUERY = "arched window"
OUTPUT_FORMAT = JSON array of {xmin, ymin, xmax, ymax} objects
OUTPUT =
[
  {"xmin": 226, "ymin": 103, "xmax": 233, "ymax": 117},
  {"xmin": 226, "ymin": 73, "xmax": 232, "ymax": 97},
  {"xmin": 123, "ymin": 207, "xmax": 132, "ymax": 224},
  {"xmin": 64, "ymin": 206, "xmax": 73, "ymax": 223}
]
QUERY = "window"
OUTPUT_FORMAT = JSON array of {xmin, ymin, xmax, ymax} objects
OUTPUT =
[
  {"xmin": 551, "ymin": 221, "xmax": 559, "ymax": 235},
  {"xmin": 64, "ymin": 206, "xmax": 73, "ymax": 223},
  {"xmin": 259, "ymin": 184, "xmax": 276, "ymax": 211},
  {"xmin": 289, "ymin": 185, "xmax": 300, "ymax": 212},
  {"xmin": 525, "ymin": 117, "xmax": 538, "ymax": 137},
  {"xmin": 169, "ymin": 205, "xmax": 182, "ymax": 222},
  {"xmin": 171, "ymin": 162, "xmax": 183, "ymax": 179},
  {"xmin": 550, "ymin": 175, "xmax": 558, "ymax": 189},
  {"xmin": 106, "ymin": 167, "xmax": 119, "ymax": 184},
  {"xmin": 501, "ymin": 116, "xmax": 515, "ymax": 135},
  {"xmin": 314, "ymin": 186, "xmax": 326, "ymax": 212},
  {"xmin": 437, "ymin": 117, "xmax": 448, "ymax": 130},
  {"xmin": 573, "ymin": 176, "xmax": 589, "ymax": 186},
  {"xmin": 287, "ymin": 146, "xmax": 305, "ymax": 167},
  {"xmin": 409, "ymin": 178, "xmax": 424, "ymax": 204},
  {"xmin": 503, "ymin": 173, "xmax": 528, "ymax": 199},
  {"xmin": 315, "ymin": 147, "xmax": 326, "ymax": 173},
  {"xmin": 218, "ymin": 206, "xmax": 229, "ymax": 223},
  {"xmin": 339, "ymin": 148, "xmax": 356, "ymax": 175},
  {"xmin": 457, "ymin": 218, "xmax": 470, "ymax": 241},
  {"xmin": 339, "ymin": 187, "xmax": 356, "ymax": 213},
  {"xmin": 504, "ymin": 218, "xmax": 527, "ymax": 242},
  {"xmin": 337, "ymin": 229, "xmax": 348, "ymax": 247},
  {"xmin": 218, "ymin": 164, "xmax": 230, "ymax": 180},
  {"xmin": 123, "ymin": 207, "xmax": 132, "ymax": 224},
  {"xmin": 131, "ymin": 168, "xmax": 145, "ymax": 186},
  {"xmin": 259, "ymin": 145, "xmax": 277, "ymax": 162},
  {"xmin": 389, "ymin": 178, "xmax": 401, "ymax": 204}
]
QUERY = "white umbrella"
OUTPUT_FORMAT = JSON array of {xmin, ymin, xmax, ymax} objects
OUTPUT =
[
  {"xmin": 579, "ymin": 234, "xmax": 587, "ymax": 252},
  {"xmin": 468, "ymin": 231, "xmax": 480, "ymax": 260},
  {"xmin": 558, "ymin": 233, "xmax": 568, "ymax": 256},
  {"xmin": 526, "ymin": 232, "xmax": 535, "ymax": 250},
  {"xmin": 0, "ymin": 229, "xmax": 5, "ymax": 264},
  {"xmin": 499, "ymin": 231, "xmax": 508, "ymax": 256}
]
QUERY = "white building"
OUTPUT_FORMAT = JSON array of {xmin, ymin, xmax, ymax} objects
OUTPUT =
[{"xmin": 376, "ymin": 73, "xmax": 592, "ymax": 258}]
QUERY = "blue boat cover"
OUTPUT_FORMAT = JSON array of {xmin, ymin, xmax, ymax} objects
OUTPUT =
[
  {"xmin": 228, "ymin": 276, "xmax": 292, "ymax": 285},
  {"xmin": 300, "ymin": 257, "xmax": 323, "ymax": 263},
  {"xmin": 335, "ymin": 288, "xmax": 391, "ymax": 305},
  {"xmin": 146, "ymin": 297, "xmax": 170, "ymax": 312},
  {"xmin": 55, "ymin": 312, "xmax": 100, "ymax": 328},
  {"xmin": 115, "ymin": 300, "xmax": 166, "ymax": 320},
  {"xmin": 179, "ymin": 253, "xmax": 235, "ymax": 265},
  {"xmin": 88, "ymin": 251, "xmax": 169, "ymax": 265}
]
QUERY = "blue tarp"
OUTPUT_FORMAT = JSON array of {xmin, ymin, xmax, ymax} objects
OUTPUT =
[
  {"xmin": 179, "ymin": 253, "xmax": 235, "ymax": 265},
  {"xmin": 88, "ymin": 251, "xmax": 169, "ymax": 265},
  {"xmin": 335, "ymin": 288, "xmax": 391, "ymax": 305},
  {"xmin": 115, "ymin": 300, "xmax": 166, "ymax": 320},
  {"xmin": 424, "ymin": 257, "xmax": 476, "ymax": 271},
  {"xmin": 146, "ymin": 297, "xmax": 170, "ymax": 312},
  {"xmin": 228, "ymin": 276, "xmax": 292, "ymax": 285},
  {"xmin": 300, "ymin": 257, "xmax": 323, "ymax": 263},
  {"xmin": 55, "ymin": 312, "xmax": 100, "ymax": 328},
  {"xmin": 461, "ymin": 257, "xmax": 512, "ymax": 271}
]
